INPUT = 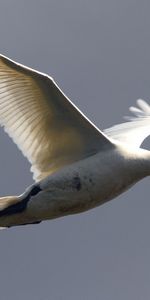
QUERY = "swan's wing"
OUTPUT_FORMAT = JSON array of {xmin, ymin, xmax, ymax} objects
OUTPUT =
[
  {"xmin": 0, "ymin": 54, "xmax": 112, "ymax": 181},
  {"xmin": 104, "ymin": 99, "xmax": 150, "ymax": 148}
]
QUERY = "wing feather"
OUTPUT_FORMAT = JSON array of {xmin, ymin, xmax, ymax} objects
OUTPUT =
[
  {"xmin": 0, "ymin": 54, "xmax": 112, "ymax": 181},
  {"xmin": 104, "ymin": 99, "xmax": 150, "ymax": 148}
]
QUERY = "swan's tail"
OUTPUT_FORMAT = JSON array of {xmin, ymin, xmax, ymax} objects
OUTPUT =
[
  {"xmin": 0, "ymin": 188, "xmax": 42, "ymax": 228},
  {"xmin": 0, "ymin": 195, "xmax": 25, "ymax": 228}
]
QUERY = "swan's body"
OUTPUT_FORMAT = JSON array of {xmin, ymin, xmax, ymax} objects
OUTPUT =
[{"xmin": 0, "ymin": 54, "xmax": 149, "ymax": 228}]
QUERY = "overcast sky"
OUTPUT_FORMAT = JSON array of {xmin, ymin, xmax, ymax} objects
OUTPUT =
[{"xmin": 0, "ymin": 1, "xmax": 150, "ymax": 299}]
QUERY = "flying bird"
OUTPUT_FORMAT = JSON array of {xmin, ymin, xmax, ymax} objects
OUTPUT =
[{"xmin": 0, "ymin": 54, "xmax": 149, "ymax": 228}]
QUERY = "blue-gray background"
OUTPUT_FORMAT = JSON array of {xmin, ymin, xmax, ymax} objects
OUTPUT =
[{"xmin": 0, "ymin": 1, "xmax": 150, "ymax": 299}]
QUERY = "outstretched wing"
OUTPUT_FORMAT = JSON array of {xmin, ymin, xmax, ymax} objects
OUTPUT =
[
  {"xmin": 104, "ymin": 99, "xmax": 150, "ymax": 148},
  {"xmin": 0, "ymin": 54, "xmax": 112, "ymax": 181}
]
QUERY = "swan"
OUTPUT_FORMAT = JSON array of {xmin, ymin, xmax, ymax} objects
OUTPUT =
[{"xmin": 0, "ymin": 54, "xmax": 149, "ymax": 228}]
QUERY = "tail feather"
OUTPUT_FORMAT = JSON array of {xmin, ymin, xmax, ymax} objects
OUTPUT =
[
  {"xmin": 0, "ymin": 196, "xmax": 23, "ymax": 217},
  {"xmin": 0, "ymin": 195, "xmax": 27, "ymax": 228},
  {"xmin": 0, "ymin": 196, "xmax": 20, "ymax": 210}
]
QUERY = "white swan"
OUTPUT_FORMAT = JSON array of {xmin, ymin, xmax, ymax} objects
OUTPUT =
[{"xmin": 0, "ymin": 54, "xmax": 149, "ymax": 228}]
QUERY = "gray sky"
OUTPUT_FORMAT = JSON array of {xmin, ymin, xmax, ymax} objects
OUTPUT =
[{"xmin": 0, "ymin": 0, "xmax": 150, "ymax": 299}]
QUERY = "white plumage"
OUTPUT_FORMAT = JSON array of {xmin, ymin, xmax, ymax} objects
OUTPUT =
[
  {"xmin": 105, "ymin": 99, "xmax": 150, "ymax": 147},
  {"xmin": 0, "ymin": 54, "xmax": 149, "ymax": 228}
]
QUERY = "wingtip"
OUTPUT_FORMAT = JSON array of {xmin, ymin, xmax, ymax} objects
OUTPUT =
[
  {"xmin": 0, "ymin": 53, "xmax": 55, "ymax": 84},
  {"xmin": 0, "ymin": 53, "xmax": 14, "ymax": 62}
]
